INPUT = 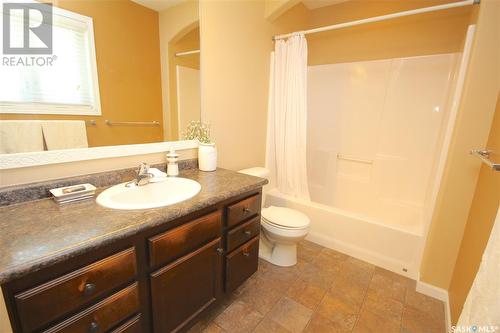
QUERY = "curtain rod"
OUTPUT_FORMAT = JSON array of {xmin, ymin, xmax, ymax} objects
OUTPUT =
[
  {"xmin": 273, "ymin": 0, "xmax": 479, "ymax": 41},
  {"xmin": 175, "ymin": 49, "xmax": 200, "ymax": 57}
]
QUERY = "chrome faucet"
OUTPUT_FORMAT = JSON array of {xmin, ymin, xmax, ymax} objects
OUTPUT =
[{"xmin": 126, "ymin": 163, "xmax": 153, "ymax": 187}]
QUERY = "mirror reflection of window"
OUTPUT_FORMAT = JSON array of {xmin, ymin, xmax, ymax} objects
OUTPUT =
[
  {"xmin": 0, "ymin": 1, "xmax": 201, "ymax": 155},
  {"xmin": 0, "ymin": 6, "xmax": 100, "ymax": 115}
]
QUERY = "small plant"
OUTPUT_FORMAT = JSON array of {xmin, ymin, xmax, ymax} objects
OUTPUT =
[{"xmin": 183, "ymin": 121, "xmax": 212, "ymax": 144}]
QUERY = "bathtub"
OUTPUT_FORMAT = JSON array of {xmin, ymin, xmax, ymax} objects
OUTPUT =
[{"xmin": 265, "ymin": 188, "xmax": 422, "ymax": 279}]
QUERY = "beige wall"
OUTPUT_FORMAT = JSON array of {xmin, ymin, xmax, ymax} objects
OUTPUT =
[
  {"xmin": 159, "ymin": 1, "xmax": 199, "ymax": 141},
  {"xmin": 197, "ymin": 0, "xmax": 312, "ymax": 171},
  {"xmin": 269, "ymin": 1, "xmax": 473, "ymax": 66},
  {"xmin": 0, "ymin": 0, "xmax": 164, "ymax": 147},
  {"xmin": 271, "ymin": 2, "xmax": 309, "ymax": 35},
  {"xmin": 420, "ymin": 0, "xmax": 500, "ymax": 289},
  {"xmin": 306, "ymin": 0, "xmax": 473, "ymax": 65},
  {"xmin": 448, "ymin": 94, "xmax": 500, "ymax": 324},
  {"xmin": 200, "ymin": 0, "xmax": 272, "ymax": 171}
]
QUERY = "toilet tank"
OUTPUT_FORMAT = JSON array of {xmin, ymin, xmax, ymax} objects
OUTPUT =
[
  {"xmin": 238, "ymin": 167, "xmax": 270, "ymax": 207},
  {"xmin": 238, "ymin": 167, "xmax": 270, "ymax": 180}
]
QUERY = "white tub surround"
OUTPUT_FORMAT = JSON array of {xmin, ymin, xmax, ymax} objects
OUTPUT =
[
  {"xmin": 266, "ymin": 189, "xmax": 420, "ymax": 278},
  {"xmin": 264, "ymin": 51, "xmax": 475, "ymax": 279}
]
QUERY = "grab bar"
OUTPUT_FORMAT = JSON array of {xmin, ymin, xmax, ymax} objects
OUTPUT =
[
  {"xmin": 470, "ymin": 149, "xmax": 500, "ymax": 171},
  {"xmin": 105, "ymin": 120, "xmax": 160, "ymax": 126},
  {"xmin": 337, "ymin": 154, "xmax": 373, "ymax": 164}
]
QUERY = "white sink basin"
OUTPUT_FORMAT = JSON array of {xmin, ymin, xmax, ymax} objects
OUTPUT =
[{"xmin": 96, "ymin": 177, "xmax": 201, "ymax": 210}]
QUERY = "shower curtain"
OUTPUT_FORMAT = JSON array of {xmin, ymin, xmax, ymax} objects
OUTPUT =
[
  {"xmin": 457, "ymin": 206, "xmax": 500, "ymax": 327},
  {"xmin": 267, "ymin": 34, "xmax": 310, "ymax": 200}
]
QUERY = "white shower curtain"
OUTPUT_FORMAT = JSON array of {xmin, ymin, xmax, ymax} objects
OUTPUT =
[
  {"xmin": 267, "ymin": 34, "xmax": 310, "ymax": 200},
  {"xmin": 457, "ymin": 205, "xmax": 500, "ymax": 327}
]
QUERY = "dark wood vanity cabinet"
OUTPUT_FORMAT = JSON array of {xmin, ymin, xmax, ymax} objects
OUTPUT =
[
  {"xmin": 150, "ymin": 238, "xmax": 222, "ymax": 333},
  {"xmin": 2, "ymin": 189, "xmax": 262, "ymax": 333},
  {"xmin": 148, "ymin": 211, "xmax": 223, "ymax": 333}
]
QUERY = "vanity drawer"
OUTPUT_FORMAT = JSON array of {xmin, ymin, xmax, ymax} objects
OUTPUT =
[
  {"xmin": 149, "ymin": 210, "xmax": 222, "ymax": 268},
  {"xmin": 110, "ymin": 314, "xmax": 142, "ymax": 333},
  {"xmin": 227, "ymin": 194, "xmax": 261, "ymax": 228},
  {"xmin": 226, "ymin": 215, "xmax": 260, "ymax": 252},
  {"xmin": 15, "ymin": 248, "xmax": 137, "ymax": 333},
  {"xmin": 43, "ymin": 283, "xmax": 139, "ymax": 333},
  {"xmin": 225, "ymin": 237, "xmax": 259, "ymax": 293}
]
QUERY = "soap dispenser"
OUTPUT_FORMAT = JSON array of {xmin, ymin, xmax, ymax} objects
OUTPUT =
[{"xmin": 166, "ymin": 147, "xmax": 179, "ymax": 177}]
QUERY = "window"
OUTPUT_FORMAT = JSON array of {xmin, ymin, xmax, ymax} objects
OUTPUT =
[{"xmin": 0, "ymin": 3, "xmax": 101, "ymax": 115}]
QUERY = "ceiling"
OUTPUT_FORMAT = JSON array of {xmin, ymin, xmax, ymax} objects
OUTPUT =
[
  {"xmin": 131, "ymin": 0, "xmax": 349, "ymax": 13},
  {"xmin": 130, "ymin": 0, "xmax": 187, "ymax": 12},
  {"xmin": 301, "ymin": 0, "xmax": 349, "ymax": 10}
]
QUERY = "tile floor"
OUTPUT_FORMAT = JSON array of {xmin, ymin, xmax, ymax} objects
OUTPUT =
[{"xmin": 188, "ymin": 240, "xmax": 446, "ymax": 333}]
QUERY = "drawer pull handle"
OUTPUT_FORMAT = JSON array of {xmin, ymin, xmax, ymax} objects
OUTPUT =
[
  {"xmin": 244, "ymin": 230, "xmax": 252, "ymax": 236},
  {"xmin": 243, "ymin": 207, "xmax": 252, "ymax": 214},
  {"xmin": 83, "ymin": 283, "xmax": 96, "ymax": 296},
  {"xmin": 216, "ymin": 247, "xmax": 224, "ymax": 254},
  {"xmin": 88, "ymin": 321, "xmax": 100, "ymax": 333},
  {"xmin": 243, "ymin": 252, "xmax": 251, "ymax": 257}
]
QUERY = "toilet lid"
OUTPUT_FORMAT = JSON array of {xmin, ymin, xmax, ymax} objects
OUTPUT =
[{"xmin": 261, "ymin": 206, "xmax": 310, "ymax": 229}]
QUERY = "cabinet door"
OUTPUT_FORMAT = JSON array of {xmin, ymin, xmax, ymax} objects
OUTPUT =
[
  {"xmin": 226, "ymin": 236, "xmax": 259, "ymax": 293},
  {"xmin": 150, "ymin": 238, "xmax": 222, "ymax": 333}
]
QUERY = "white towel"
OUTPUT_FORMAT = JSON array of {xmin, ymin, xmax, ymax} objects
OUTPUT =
[
  {"xmin": 41, "ymin": 120, "xmax": 88, "ymax": 150},
  {"xmin": 0, "ymin": 120, "xmax": 44, "ymax": 154},
  {"xmin": 457, "ymin": 205, "xmax": 500, "ymax": 327}
]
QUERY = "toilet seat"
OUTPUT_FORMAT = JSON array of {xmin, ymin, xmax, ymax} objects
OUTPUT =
[{"xmin": 261, "ymin": 206, "xmax": 310, "ymax": 230}]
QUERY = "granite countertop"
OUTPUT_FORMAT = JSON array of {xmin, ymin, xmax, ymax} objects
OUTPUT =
[{"xmin": 0, "ymin": 168, "xmax": 267, "ymax": 284}]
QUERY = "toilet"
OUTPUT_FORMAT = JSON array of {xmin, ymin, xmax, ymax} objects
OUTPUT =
[{"xmin": 238, "ymin": 167, "xmax": 310, "ymax": 267}]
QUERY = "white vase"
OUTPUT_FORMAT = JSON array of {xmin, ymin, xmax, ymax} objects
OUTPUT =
[{"xmin": 198, "ymin": 142, "xmax": 217, "ymax": 171}]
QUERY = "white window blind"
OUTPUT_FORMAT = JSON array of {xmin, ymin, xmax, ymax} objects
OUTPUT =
[{"xmin": 0, "ymin": 4, "xmax": 101, "ymax": 115}]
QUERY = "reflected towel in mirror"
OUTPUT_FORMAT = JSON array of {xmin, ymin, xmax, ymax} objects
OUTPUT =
[
  {"xmin": 0, "ymin": 120, "xmax": 44, "ymax": 154},
  {"xmin": 41, "ymin": 120, "xmax": 88, "ymax": 150}
]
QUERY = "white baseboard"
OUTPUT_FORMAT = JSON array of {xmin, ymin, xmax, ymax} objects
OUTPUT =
[
  {"xmin": 306, "ymin": 231, "xmax": 417, "ymax": 279},
  {"xmin": 416, "ymin": 279, "xmax": 451, "ymax": 333}
]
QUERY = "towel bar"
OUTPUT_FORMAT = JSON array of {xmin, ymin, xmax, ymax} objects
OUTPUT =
[
  {"xmin": 470, "ymin": 149, "xmax": 500, "ymax": 171},
  {"xmin": 337, "ymin": 154, "xmax": 373, "ymax": 164},
  {"xmin": 105, "ymin": 120, "xmax": 160, "ymax": 126}
]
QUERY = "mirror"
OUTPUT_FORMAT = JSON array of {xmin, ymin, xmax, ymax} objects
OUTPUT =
[{"xmin": 0, "ymin": 0, "xmax": 200, "ymax": 155}]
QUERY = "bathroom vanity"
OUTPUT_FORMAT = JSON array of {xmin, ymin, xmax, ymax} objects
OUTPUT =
[{"xmin": 0, "ymin": 168, "xmax": 266, "ymax": 333}]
